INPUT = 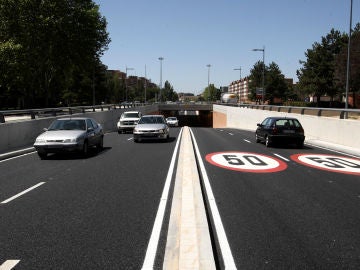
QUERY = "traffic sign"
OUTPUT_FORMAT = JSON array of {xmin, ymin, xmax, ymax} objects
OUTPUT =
[
  {"xmin": 291, "ymin": 154, "xmax": 360, "ymax": 175},
  {"xmin": 206, "ymin": 152, "xmax": 287, "ymax": 173}
]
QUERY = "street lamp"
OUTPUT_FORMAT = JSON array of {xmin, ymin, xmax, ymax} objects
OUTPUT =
[
  {"xmin": 345, "ymin": 0, "xmax": 353, "ymax": 118},
  {"xmin": 234, "ymin": 67, "xmax": 241, "ymax": 103},
  {"xmin": 207, "ymin": 64, "xmax": 211, "ymax": 87},
  {"xmin": 125, "ymin": 66, "xmax": 134, "ymax": 101},
  {"xmin": 158, "ymin": 57, "xmax": 164, "ymax": 102},
  {"xmin": 252, "ymin": 46, "xmax": 265, "ymax": 104}
]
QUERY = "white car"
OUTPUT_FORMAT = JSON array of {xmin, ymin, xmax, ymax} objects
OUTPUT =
[
  {"xmin": 133, "ymin": 115, "xmax": 170, "ymax": 142},
  {"xmin": 166, "ymin": 117, "xmax": 179, "ymax": 127},
  {"xmin": 117, "ymin": 111, "xmax": 142, "ymax": 133},
  {"xmin": 33, "ymin": 117, "xmax": 104, "ymax": 159}
]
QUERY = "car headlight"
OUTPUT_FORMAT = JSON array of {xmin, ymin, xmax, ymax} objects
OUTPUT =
[
  {"xmin": 134, "ymin": 128, "xmax": 138, "ymax": 132},
  {"xmin": 158, "ymin": 129, "xmax": 165, "ymax": 133},
  {"xmin": 35, "ymin": 138, "xmax": 45, "ymax": 143},
  {"xmin": 63, "ymin": 138, "xmax": 77, "ymax": 143}
]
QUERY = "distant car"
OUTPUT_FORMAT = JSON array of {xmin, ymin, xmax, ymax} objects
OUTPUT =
[
  {"xmin": 117, "ymin": 111, "xmax": 142, "ymax": 133},
  {"xmin": 33, "ymin": 117, "xmax": 104, "ymax": 159},
  {"xmin": 255, "ymin": 117, "xmax": 305, "ymax": 148},
  {"xmin": 166, "ymin": 117, "xmax": 179, "ymax": 127},
  {"xmin": 133, "ymin": 115, "xmax": 170, "ymax": 142}
]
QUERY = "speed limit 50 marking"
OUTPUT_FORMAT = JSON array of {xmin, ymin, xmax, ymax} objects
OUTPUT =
[
  {"xmin": 206, "ymin": 152, "xmax": 287, "ymax": 173},
  {"xmin": 291, "ymin": 154, "xmax": 360, "ymax": 175}
]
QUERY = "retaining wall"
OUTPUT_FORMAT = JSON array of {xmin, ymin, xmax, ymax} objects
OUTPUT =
[{"xmin": 213, "ymin": 104, "xmax": 360, "ymax": 150}]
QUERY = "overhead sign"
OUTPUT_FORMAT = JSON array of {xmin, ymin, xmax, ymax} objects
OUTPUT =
[
  {"xmin": 291, "ymin": 154, "xmax": 360, "ymax": 175},
  {"xmin": 206, "ymin": 152, "xmax": 287, "ymax": 173}
]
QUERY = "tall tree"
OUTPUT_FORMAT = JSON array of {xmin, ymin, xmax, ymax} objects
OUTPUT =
[
  {"xmin": 203, "ymin": 84, "xmax": 221, "ymax": 102},
  {"xmin": 0, "ymin": 0, "xmax": 110, "ymax": 108},
  {"xmin": 297, "ymin": 29, "xmax": 347, "ymax": 106},
  {"xmin": 248, "ymin": 61, "xmax": 289, "ymax": 104}
]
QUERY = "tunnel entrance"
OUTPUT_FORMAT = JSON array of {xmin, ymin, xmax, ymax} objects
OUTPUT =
[{"xmin": 161, "ymin": 110, "xmax": 213, "ymax": 127}]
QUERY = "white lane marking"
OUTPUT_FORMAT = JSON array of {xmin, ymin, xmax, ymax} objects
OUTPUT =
[
  {"xmin": 1, "ymin": 182, "xmax": 46, "ymax": 204},
  {"xmin": 127, "ymin": 137, "xmax": 133, "ymax": 141},
  {"xmin": 0, "ymin": 151, "xmax": 36, "ymax": 163},
  {"xmin": 228, "ymin": 132, "xmax": 234, "ymax": 136},
  {"xmin": 305, "ymin": 142, "xmax": 360, "ymax": 159},
  {"xmin": 189, "ymin": 128, "xmax": 237, "ymax": 269},
  {"xmin": 0, "ymin": 260, "xmax": 20, "ymax": 269},
  {"xmin": 273, "ymin": 153, "xmax": 290, "ymax": 162},
  {"xmin": 141, "ymin": 128, "xmax": 183, "ymax": 270},
  {"xmin": 244, "ymin": 139, "xmax": 251, "ymax": 143}
]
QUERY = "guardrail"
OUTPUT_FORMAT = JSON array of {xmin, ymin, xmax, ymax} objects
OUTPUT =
[
  {"xmin": 0, "ymin": 103, "xmax": 142, "ymax": 123},
  {"xmin": 218, "ymin": 103, "xmax": 360, "ymax": 120}
]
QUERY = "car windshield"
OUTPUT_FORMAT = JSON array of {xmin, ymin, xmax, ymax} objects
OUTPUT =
[
  {"xmin": 123, "ymin": 112, "xmax": 140, "ymax": 118},
  {"xmin": 48, "ymin": 119, "xmax": 86, "ymax": 131},
  {"xmin": 139, "ymin": 116, "xmax": 165, "ymax": 124}
]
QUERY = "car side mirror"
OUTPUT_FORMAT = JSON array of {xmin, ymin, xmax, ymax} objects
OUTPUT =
[
  {"xmin": 257, "ymin": 123, "xmax": 261, "ymax": 127},
  {"xmin": 43, "ymin": 128, "xmax": 48, "ymax": 131},
  {"xmin": 87, "ymin": 127, "xmax": 94, "ymax": 132}
]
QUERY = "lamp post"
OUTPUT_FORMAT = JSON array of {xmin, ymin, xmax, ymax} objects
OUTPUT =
[
  {"xmin": 158, "ymin": 57, "xmax": 164, "ymax": 102},
  {"xmin": 206, "ymin": 64, "xmax": 211, "ymax": 87},
  {"xmin": 125, "ymin": 66, "xmax": 134, "ymax": 102},
  {"xmin": 345, "ymin": 0, "xmax": 353, "ymax": 118},
  {"xmin": 234, "ymin": 67, "xmax": 241, "ymax": 103},
  {"xmin": 252, "ymin": 46, "xmax": 265, "ymax": 104}
]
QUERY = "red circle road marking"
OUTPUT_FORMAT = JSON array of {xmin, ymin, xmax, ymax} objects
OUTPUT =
[
  {"xmin": 205, "ymin": 152, "xmax": 287, "ymax": 173},
  {"xmin": 290, "ymin": 154, "xmax": 360, "ymax": 175}
]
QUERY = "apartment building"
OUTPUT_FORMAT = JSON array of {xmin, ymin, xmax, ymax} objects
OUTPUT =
[{"xmin": 228, "ymin": 77, "xmax": 250, "ymax": 103}]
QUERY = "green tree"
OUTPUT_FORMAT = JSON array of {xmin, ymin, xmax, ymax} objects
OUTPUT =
[
  {"xmin": 297, "ymin": 29, "xmax": 347, "ymax": 106},
  {"xmin": 334, "ymin": 23, "xmax": 360, "ymax": 108},
  {"xmin": 203, "ymin": 84, "xmax": 221, "ymax": 102},
  {"xmin": 0, "ymin": 0, "xmax": 110, "ymax": 108},
  {"xmin": 162, "ymin": 81, "xmax": 178, "ymax": 102},
  {"xmin": 248, "ymin": 61, "xmax": 289, "ymax": 104}
]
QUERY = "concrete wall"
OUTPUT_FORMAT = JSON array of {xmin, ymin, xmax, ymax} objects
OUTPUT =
[
  {"xmin": 213, "ymin": 104, "xmax": 360, "ymax": 149},
  {"xmin": 0, "ymin": 105, "xmax": 158, "ymax": 153}
]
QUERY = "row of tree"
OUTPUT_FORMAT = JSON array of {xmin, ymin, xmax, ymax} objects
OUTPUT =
[
  {"xmin": 0, "ymin": 0, "xmax": 359, "ymax": 109},
  {"xmin": 246, "ymin": 24, "xmax": 360, "ymax": 107}
]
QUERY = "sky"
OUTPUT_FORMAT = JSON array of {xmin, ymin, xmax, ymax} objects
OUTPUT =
[{"xmin": 94, "ymin": 0, "xmax": 359, "ymax": 95}]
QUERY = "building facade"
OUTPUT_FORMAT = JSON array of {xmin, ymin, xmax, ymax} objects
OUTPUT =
[{"xmin": 228, "ymin": 77, "xmax": 251, "ymax": 104}]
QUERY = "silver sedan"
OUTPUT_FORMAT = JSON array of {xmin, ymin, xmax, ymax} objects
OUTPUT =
[
  {"xmin": 133, "ymin": 115, "xmax": 170, "ymax": 142},
  {"xmin": 33, "ymin": 117, "xmax": 104, "ymax": 159}
]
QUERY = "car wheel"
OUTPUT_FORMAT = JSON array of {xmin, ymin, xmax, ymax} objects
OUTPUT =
[
  {"xmin": 297, "ymin": 141, "xmax": 304, "ymax": 149},
  {"xmin": 38, "ymin": 152, "xmax": 47, "ymax": 159},
  {"xmin": 255, "ymin": 134, "xmax": 260, "ymax": 143},
  {"xmin": 83, "ymin": 141, "xmax": 89, "ymax": 156},
  {"xmin": 97, "ymin": 136, "xmax": 104, "ymax": 150},
  {"xmin": 265, "ymin": 136, "xmax": 271, "ymax": 147}
]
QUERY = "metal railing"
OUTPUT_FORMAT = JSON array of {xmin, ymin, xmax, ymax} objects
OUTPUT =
[
  {"xmin": 0, "ymin": 103, "xmax": 142, "ymax": 123},
  {"xmin": 219, "ymin": 103, "xmax": 360, "ymax": 120}
]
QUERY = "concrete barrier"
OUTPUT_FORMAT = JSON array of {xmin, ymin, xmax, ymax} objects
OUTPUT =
[
  {"xmin": 0, "ymin": 105, "xmax": 158, "ymax": 154},
  {"xmin": 213, "ymin": 104, "xmax": 360, "ymax": 151}
]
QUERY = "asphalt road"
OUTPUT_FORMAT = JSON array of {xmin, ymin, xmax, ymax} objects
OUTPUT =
[
  {"xmin": 1, "ymin": 127, "xmax": 360, "ymax": 269},
  {"xmin": 193, "ymin": 127, "xmax": 360, "ymax": 270}
]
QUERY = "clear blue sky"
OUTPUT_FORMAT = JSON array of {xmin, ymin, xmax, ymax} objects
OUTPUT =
[{"xmin": 95, "ymin": 0, "xmax": 359, "ymax": 95}]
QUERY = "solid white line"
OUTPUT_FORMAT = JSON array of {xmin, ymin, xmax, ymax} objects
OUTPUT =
[
  {"xmin": 244, "ymin": 139, "xmax": 251, "ymax": 143},
  {"xmin": 273, "ymin": 153, "xmax": 290, "ymax": 162},
  {"xmin": 189, "ymin": 128, "xmax": 237, "ymax": 269},
  {"xmin": 141, "ymin": 127, "xmax": 183, "ymax": 270},
  {"xmin": 0, "ymin": 151, "xmax": 36, "ymax": 163},
  {"xmin": 0, "ymin": 260, "xmax": 20, "ymax": 270},
  {"xmin": 1, "ymin": 182, "xmax": 46, "ymax": 204},
  {"xmin": 305, "ymin": 142, "xmax": 360, "ymax": 159}
]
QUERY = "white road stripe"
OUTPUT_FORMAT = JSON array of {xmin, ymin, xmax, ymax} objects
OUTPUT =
[
  {"xmin": 0, "ymin": 260, "xmax": 20, "ymax": 270},
  {"xmin": 273, "ymin": 153, "xmax": 290, "ymax": 162},
  {"xmin": 1, "ymin": 182, "xmax": 46, "ymax": 204},
  {"xmin": 228, "ymin": 132, "xmax": 234, "ymax": 136},
  {"xmin": 244, "ymin": 139, "xmax": 251, "ymax": 143},
  {"xmin": 141, "ymin": 128, "xmax": 183, "ymax": 270},
  {"xmin": 190, "ymin": 128, "xmax": 237, "ymax": 269},
  {"xmin": 0, "ymin": 151, "xmax": 36, "ymax": 163}
]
